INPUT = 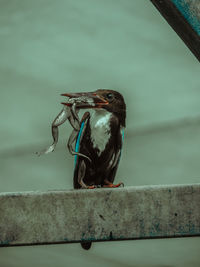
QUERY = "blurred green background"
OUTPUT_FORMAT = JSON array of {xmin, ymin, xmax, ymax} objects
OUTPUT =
[{"xmin": 0, "ymin": 0, "xmax": 199, "ymax": 266}]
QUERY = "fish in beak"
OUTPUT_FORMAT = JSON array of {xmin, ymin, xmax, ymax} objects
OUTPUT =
[{"xmin": 61, "ymin": 91, "xmax": 109, "ymax": 109}]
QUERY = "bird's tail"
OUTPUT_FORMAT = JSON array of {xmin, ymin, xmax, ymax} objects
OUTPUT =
[{"xmin": 81, "ymin": 242, "xmax": 92, "ymax": 250}]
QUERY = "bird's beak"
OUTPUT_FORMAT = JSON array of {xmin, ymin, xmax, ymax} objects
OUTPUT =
[{"xmin": 61, "ymin": 92, "xmax": 108, "ymax": 108}]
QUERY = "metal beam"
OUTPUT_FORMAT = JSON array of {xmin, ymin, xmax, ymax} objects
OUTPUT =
[
  {"xmin": 150, "ymin": 0, "xmax": 200, "ymax": 61},
  {"xmin": 0, "ymin": 184, "xmax": 199, "ymax": 247}
]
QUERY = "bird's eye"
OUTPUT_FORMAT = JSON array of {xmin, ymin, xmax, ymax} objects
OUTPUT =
[{"xmin": 106, "ymin": 93, "xmax": 114, "ymax": 100}]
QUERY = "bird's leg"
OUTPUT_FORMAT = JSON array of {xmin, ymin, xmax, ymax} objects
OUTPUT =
[
  {"xmin": 102, "ymin": 179, "xmax": 124, "ymax": 188},
  {"xmin": 78, "ymin": 160, "xmax": 96, "ymax": 189},
  {"xmin": 37, "ymin": 106, "xmax": 70, "ymax": 156}
]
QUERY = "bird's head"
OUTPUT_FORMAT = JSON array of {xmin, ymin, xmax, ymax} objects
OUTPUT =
[{"xmin": 61, "ymin": 89, "xmax": 126, "ymax": 127}]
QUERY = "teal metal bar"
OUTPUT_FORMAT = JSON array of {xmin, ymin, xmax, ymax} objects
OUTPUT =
[{"xmin": 151, "ymin": 0, "xmax": 200, "ymax": 61}]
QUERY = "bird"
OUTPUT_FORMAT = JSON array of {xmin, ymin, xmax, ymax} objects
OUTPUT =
[{"xmin": 62, "ymin": 89, "xmax": 126, "ymax": 250}]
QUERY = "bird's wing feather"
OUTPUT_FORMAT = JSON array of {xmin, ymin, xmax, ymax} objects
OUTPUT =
[
  {"xmin": 107, "ymin": 127, "xmax": 124, "ymax": 183},
  {"xmin": 74, "ymin": 112, "xmax": 90, "ymax": 165},
  {"xmin": 73, "ymin": 112, "xmax": 90, "ymax": 188}
]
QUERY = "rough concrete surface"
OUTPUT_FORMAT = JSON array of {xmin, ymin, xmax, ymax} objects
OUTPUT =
[{"xmin": 0, "ymin": 184, "xmax": 199, "ymax": 246}]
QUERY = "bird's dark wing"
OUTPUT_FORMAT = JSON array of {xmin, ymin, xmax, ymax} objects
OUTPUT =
[
  {"xmin": 74, "ymin": 112, "xmax": 90, "ymax": 165},
  {"xmin": 106, "ymin": 127, "xmax": 124, "ymax": 184},
  {"xmin": 73, "ymin": 112, "xmax": 90, "ymax": 189}
]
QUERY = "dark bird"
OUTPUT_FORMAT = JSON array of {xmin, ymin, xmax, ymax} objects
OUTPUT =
[{"xmin": 62, "ymin": 89, "xmax": 126, "ymax": 250}]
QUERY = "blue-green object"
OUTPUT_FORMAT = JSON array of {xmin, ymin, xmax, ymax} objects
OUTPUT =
[
  {"xmin": 172, "ymin": 0, "xmax": 200, "ymax": 35},
  {"xmin": 74, "ymin": 121, "xmax": 85, "ymax": 165},
  {"xmin": 151, "ymin": 0, "xmax": 200, "ymax": 61},
  {"xmin": 122, "ymin": 128, "xmax": 125, "ymax": 142}
]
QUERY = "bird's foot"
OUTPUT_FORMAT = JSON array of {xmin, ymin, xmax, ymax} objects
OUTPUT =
[
  {"xmin": 81, "ymin": 185, "xmax": 99, "ymax": 189},
  {"xmin": 87, "ymin": 185, "xmax": 96, "ymax": 189},
  {"xmin": 103, "ymin": 182, "xmax": 124, "ymax": 188}
]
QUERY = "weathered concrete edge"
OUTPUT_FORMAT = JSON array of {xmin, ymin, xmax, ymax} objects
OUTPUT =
[
  {"xmin": 0, "ymin": 183, "xmax": 199, "ymax": 196},
  {"xmin": 0, "ymin": 183, "xmax": 200, "ymax": 247}
]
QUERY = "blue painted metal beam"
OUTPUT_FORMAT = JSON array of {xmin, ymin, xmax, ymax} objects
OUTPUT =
[
  {"xmin": 151, "ymin": 0, "xmax": 200, "ymax": 61},
  {"xmin": 172, "ymin": 0, "xmax": 200, "ymax": 35}
]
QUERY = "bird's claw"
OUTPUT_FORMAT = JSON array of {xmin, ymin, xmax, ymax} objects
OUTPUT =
[
  {"xmin": 103, "ymin": 182, "xmax": 124, "ymax": 188},
  {"xmin": 81, "ymin": 185, "xmax": 98, "ymax": 189},
  {"xmin": 87, "ymin": 185, "xmax": 96, "ymax": 189}
]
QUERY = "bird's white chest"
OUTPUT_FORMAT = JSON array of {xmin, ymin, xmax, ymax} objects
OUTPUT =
[{"xmin": 89, "ymin": 110, "xmax": 112, "ymax": 156}]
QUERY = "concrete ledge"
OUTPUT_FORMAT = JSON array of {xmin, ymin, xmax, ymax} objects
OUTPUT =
[{"xmin": 0, "ymin": 184, "xmax": 199, "ymax": 246}]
